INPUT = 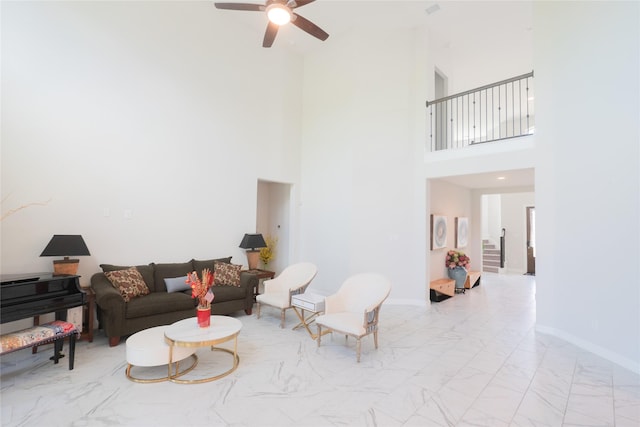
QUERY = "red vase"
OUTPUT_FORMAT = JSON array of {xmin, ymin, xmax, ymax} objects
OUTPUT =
[{"xmin": 197, "ymin": 307, "xmax": 211, "ymax": 328}]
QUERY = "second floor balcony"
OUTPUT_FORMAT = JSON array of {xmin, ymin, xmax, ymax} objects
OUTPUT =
[{"xmin": 426, "ymin": 71, "xmax": 535, "ymax": 152}]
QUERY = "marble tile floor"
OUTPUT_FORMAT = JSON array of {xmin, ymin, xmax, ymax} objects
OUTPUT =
[{"xmin": 1, "ymin": 273, "xmax": 639, "ymax": 426}]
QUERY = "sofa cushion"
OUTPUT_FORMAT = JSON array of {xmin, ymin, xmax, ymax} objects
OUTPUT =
[
  {"xmin": 125, "ymin": 292, "xmax": 195, "ymax": 319},
  {"xmin": 214, "ymin": 261, "xmax": 241, "ymax": 287},
  {"xmin": 164, "ymin": 276, "xmax": 190, "ymax": 293},
  {"xmin": 104, "ymin": 267, "xmax": 150, "ymax": 302},
  {"xmin": 210, "ymin": 283, "xmax": 246, "ymax": 302},
  {"xmin": 191, "ymin": 257, "xmax": 232, "ymax": 274},
  {"xmin": 152, "ymin": 262, "xmax": 194, "ymax": 293},
  {"xmin": 100, "ymin": 264, "xmax": 156, "ymax": 292}
]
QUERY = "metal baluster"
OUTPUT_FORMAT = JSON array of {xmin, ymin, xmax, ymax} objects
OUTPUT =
[
  {"xmin": 485, "ymin": 89, "xmax": 488, "ymax": 142},
  {"xmin": 429, "ymin": 105, "xmax": 433, "ymax": 151},
  {"xmin": 519, "ymin": 79, "xmax": 522, "ymax": 136},
  {"xmin": 472, "ymin": 92, "xmax": 476, "ymax": 144},
  {"xmin": 527, "ymin": 77, "xmax": 531, "ymax": 133},
  {"xmin": 511, "ymin": 81, "xmax": 515, "ymax": 137}
]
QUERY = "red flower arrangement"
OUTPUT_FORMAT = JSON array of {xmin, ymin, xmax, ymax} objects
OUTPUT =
[
  {"xmin": 186, "ymin": 268, "xmax": 215, "ymax": 309},
  {"xmin": 446, "ymin": 250, "xmax": 470, "ymax": 270}
]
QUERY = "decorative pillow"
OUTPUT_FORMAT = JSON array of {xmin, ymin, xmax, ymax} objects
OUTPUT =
[
  {"xmin": 164, "ymin": 276, "xmax": 190, "ymax": 293},
  {"xmin": 213, "ymin": 261, "xmax": 242, "ymax": 287},
  {"xmin": 100, "ymin": 263, "xmax": 155, "ymax": 292},
  {"xmin": 104, "ymin": 267, "xmax": 150, "ymax": 302}
]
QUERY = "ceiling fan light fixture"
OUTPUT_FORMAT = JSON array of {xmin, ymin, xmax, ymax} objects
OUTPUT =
[{"xmin": 266, "ymin": 3, "xmax": 291, "ymax": 25}]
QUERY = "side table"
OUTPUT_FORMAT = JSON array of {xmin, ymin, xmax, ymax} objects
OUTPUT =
[
  {"xmin": 80, "ymin": 286, "xmax": 95, "ymax": 342},
  {"xmin": 243, "ymin": 269, "xmax": 275, "ymax": 300},
  {"xmin": 291, "ymin": 292, "xmax": 330, "ymax": 340}
]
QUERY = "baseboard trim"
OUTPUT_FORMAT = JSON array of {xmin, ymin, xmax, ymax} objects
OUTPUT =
[{"xmin": 536, "ymin": 324, "xmax": 640, "ymax": 375}]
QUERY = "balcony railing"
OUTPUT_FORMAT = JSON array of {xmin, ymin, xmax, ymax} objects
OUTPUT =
[{"xmin": 426, "ymin": 71, "xmax": 534, "ymax": 152}]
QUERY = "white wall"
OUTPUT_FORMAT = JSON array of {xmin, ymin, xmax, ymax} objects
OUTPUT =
[
  {"xmin": 299, "ymin": 25, "xmax": 427, "ymax": 302},
  {"xmin": 1, "ymin": 2, "xmax": 303, "ymax": 282},
  {"xmin": 484, "ymin": 194, "xmax": 502, "ymax": 244},
  {"xmin": 501, "ymin": 192, "xmax": 534, "ymax": 274},
  {"xmin": 534, "ymin": 1, "xmax": 640, "ymax": 372},
  {"xmin": 256, "ymin": 180, "xmax": 291, "ymax": 274},
  {"xmin": 429, "ymin": 180, "xmax": 472, "ymax": 280}
]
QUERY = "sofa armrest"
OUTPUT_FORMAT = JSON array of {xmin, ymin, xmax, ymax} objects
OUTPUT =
[
  {"xmin": 239, "ymin": 271, "xmax": 258, "ymax": 295},
  {"xmin": 91, "ymin": 273, "xmax": 126, "ymax": 317}
]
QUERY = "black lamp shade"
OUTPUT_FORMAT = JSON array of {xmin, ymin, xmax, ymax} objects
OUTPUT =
[
  {"xmin": 239, "ymin": 233, "xmax": 267, "ymax": 251},
  {"xmin": 40, "ymin": 235, "xmax": 91, "ymax": 257}
]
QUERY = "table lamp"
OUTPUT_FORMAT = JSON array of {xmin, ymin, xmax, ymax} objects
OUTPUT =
[
  {"xmin": 239, "ymin": 233, "xmax": 267, "ymax": 270},
  {"xmin": 40, "ymin": 235, "xmax": 91, "ymax": 275}
]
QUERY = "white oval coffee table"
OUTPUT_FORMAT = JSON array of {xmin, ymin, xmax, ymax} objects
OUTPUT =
[
  {"xmin": 164, "ymin": 315, "xmax": 242, "ymax": 384},
  {"xmin": 125, "ymin": 325, "xmax": 198, "ymax": 383}
]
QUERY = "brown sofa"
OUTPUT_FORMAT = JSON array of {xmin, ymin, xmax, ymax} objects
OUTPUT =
[{"xmin": 91, "ymin": 257, "xmax": 257, "ymax": 346}]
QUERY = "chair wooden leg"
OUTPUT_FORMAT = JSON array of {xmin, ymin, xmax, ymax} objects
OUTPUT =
[
  {"xmin": 317, "ymin": 325, "xmax": 322, "ymax": 346},
  {"xmin": 256, "ymin": 302, "xmax": 261, "ymax": 319},
  {"xmin": 374, "ymin": 330, "xmax": 379, "ymax": 349},
  {"xmin": 356, "ymin": 338, "xmax": 361, "ymax": 363}
]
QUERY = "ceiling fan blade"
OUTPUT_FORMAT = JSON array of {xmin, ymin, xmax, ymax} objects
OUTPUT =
[
  {"xmin": 214, "ymin": 2, "xmax": 264, "ymax": 11},
  {"xmin": 289, "ymin": 0, "xmax": 315, "ymax": 9},
  {"xmin": 291, "ymin": 13, "xmax": 329, "ymax": 41},
  {"xmin": 263, "ymin": 21, "xmax": 279, "ymax": 48}
]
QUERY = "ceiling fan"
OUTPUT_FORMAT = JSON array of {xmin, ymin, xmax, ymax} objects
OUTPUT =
[{"xmin": 214, "ymin": 0, "xmax": 329, "ymax": 48}]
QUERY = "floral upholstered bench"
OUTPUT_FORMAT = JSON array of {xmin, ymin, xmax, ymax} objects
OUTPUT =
[{"xmin": 0, "ymin": 320, "xmax": 79, "ymax": 370}]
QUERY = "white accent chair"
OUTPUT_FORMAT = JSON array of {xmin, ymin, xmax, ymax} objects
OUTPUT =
[
  {"xmin": 256, "ymin": 262, "xmax": 318, "ymax": 328},
  {"xmin": 316, "ymin": 273, "xmax": 391, "ymax": 362}
]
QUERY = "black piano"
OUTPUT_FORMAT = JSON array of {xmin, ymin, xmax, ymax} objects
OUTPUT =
[{"xmin": 1, "ymin": 273, "xmax": 85, "ymax": 324}]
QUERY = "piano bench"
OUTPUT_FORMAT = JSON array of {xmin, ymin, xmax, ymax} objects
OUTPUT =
[{"xmin": 0, "ymin": 321, "xmax": 79, "ymax": 370}]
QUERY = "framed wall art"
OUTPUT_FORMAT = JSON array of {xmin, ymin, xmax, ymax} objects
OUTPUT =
[
  {"xmin": 430, "ymin": 214, "xmax": 447, "ymax": 250},
  {"xmin": 455, "ymin": 217, "xmax": 469, "ymax": 248}
]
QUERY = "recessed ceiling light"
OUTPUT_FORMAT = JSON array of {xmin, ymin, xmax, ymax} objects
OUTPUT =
[{"xmin": 497, "ymin": 176, "xmax": 506, "ymax": 180}]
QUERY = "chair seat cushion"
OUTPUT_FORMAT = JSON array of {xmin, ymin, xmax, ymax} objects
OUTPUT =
[
  {"xmin": 256, "ymin": 291, "xmax": 289, "ymax": 309},
  {"xmin": 316, "ymin": 312, "xmax": 366, "ymax": 336}
]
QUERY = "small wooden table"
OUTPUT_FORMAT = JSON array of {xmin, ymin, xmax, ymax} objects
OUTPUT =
[
  {"xmin": 464, "ymin": 271, "xmax": 482, "ymax": 289},
  {"xmin": 429, "ymin": 278, "xmax": 455, "ymax": 302},
  {"xmin": 244, "ymin": 269, "xmax": 275, "ymax": 300},
  {"xmin": 80, "ymin": 286, "xmax": 95, "ymax": 342}
]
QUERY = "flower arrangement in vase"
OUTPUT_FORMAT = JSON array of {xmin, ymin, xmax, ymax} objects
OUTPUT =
[
  {"xmin": 446, "ymin": 250, "xmax": 470, "ymax": 290},
  {"xmin": 259, "ymin": 235, "xmax": 278, "ymax": 267},
  {"xmin": 186, "ymin": 268, "xmax": 214, "ymax": 327},
  {"xmin": 445, "ymin": 250, "xmax": 470, "ymax": 270}
]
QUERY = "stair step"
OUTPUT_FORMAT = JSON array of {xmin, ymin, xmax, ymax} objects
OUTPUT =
[{"xmin": 483, "ymin": 266, "xmax": 499, "ymax": 273}]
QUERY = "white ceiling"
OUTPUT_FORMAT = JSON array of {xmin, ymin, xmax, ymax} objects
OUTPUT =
[
  {"xmin": 212, "ymin": 1, "xmax": 533, "ymax": 55},
  {"xmin": 438, "ymin": 168, "xmax": 535, "ymax": 190},
  {"xmin": 212, "ymin": 1, "xmax": 535, "ymax": 191}
]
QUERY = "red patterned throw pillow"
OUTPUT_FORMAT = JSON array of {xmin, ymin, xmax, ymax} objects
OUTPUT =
[
  {"xmin": 214, "ymin": 261, "xmax": 241, "ymax": 287},
  {"xmin": 105, "ymin": 267, "xmax": 150, "ymax": 302}
]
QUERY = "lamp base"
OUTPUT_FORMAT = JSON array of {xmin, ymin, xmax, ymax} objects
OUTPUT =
[
  {"xmin": 53, "ymin": 258, "xmax": 79, "ymax": 275},
  {"xmin": 245, "ymin": 251, "xmax": 260, "ymax": 270}
]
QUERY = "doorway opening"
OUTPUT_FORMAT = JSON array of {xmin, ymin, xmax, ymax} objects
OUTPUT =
[
  {"xmin": 434, "ymin": 68, "xmax": 448, "ymax": 151},
  {"xmin": 526, "ymin": 206, "xmax": 535, "ymax": 275},
  {"xmin": 256, "ymin": 180, "xmax": 292, "ymax": 274}
]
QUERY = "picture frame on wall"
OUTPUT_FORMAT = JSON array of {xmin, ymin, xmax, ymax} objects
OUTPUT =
[
  {"xmin": 455, "ymin": 217, "xmax": 469, "ymax": 248},
  {"xmin": 430, "ymin": 214, "xmax": 447, "ymax": 250}
]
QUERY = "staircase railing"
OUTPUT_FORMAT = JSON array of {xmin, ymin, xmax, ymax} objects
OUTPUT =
[
  {"xmin": 426, "ymin": 71, "xmax": 534, "ymax": 152},
  {"xmin": 500, "ymin": 228, "xmax": 505, "ymax": 269}
]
